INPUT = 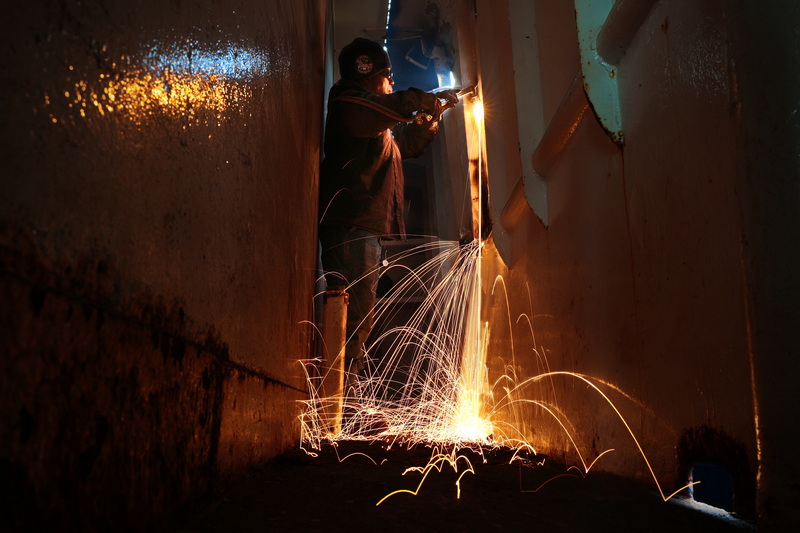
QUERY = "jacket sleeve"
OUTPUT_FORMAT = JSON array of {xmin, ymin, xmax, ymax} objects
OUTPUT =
[
  {"xmin": 393, "ymin": 119, "xmax": 440, "ymax": 159},
  {"xmin": 373, "ymin": 87, "xmax": 441, "ymax": 119},
  {"xmin": 382, "ymin": 89, "xmax": 443, "ymax": 159},
  {"xmin": 329, "ymin": 86, "xmax": 441, "ymax": 138}
]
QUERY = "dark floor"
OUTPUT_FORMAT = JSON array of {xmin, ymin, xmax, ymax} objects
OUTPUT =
[{"xmin": 174, "ymin": 441, "xmax": 756, "ymax": 532}]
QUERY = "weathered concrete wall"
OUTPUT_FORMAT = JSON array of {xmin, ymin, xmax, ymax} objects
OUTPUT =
[
  {"xmin": 0, "ymin": 0, "xmax": 325, "ymax": 529},
  {"xmin": 464, "ymin": 0, "xmax": 798, "ymax": 521}
]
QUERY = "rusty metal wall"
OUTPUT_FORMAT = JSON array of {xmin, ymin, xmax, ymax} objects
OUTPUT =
[
  {"xmin": 0, "ymin": 0, "xmax": 326, "ymax": 529},
  {"xmin": 469, "ymin": 0, "xmax": 765, "ymax": 520}
]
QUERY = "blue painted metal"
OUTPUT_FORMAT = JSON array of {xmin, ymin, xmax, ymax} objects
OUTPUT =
[{"xmin": 574, "ymin": 0, "xmax": 624, "ymax": 145}]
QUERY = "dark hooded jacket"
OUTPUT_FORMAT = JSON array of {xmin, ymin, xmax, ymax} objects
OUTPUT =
[{"xmin": 318, "ymin": 79, "xmax": 443, "ymax": 237}]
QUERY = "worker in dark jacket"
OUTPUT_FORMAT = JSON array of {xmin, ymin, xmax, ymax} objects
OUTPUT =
[{"xmin": 319, "ymin": 37, "xmax": 457, "ymax": 377}]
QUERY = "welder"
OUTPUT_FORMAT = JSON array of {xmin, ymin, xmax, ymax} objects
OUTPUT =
[{"xmin": 318, "ymin": 37, "xmax": 458, "ymax": 378}]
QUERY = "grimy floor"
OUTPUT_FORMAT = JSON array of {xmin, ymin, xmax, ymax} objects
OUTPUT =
[{"xmin": 174, "ymin": 441, "xmax": 756, "ymax": 532}]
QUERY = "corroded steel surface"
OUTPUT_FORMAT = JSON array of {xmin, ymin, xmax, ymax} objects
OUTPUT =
[{"xmin": 1, "ymin": 0, "xmax": 325, "ymax": 528}]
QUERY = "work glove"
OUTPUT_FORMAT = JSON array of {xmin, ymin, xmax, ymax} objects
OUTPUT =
[
  {"xmin": 437, "ymin": 89, "xmax": 459, "ymax": 110},
  {"xmin": 413, "ymin": 89, "xmax": 459, "ymax": 125}
]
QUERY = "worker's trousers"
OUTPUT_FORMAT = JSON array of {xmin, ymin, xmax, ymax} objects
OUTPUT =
[{"xmin": 318, "ymin": 225, "xmax": 382, "ymax": 374}]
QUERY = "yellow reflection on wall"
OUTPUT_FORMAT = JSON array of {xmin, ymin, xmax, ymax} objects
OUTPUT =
[{"xmin": 46, "ymin": 43, "xmax": 265, "ymax": 129}]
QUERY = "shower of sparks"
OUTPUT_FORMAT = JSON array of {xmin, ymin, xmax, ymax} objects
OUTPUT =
[
  {"xmin": 300, "ymin": 95, "xmax": 693, "ymax": 505},
  {"xmin": 299, "ymin": 236, "xmax": 696, "ymax": 504},
  {"xmin": 301, "ymin": 238, "xmax": 493, "ymax": 450}
]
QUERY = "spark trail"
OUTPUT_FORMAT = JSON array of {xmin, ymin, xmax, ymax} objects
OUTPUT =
[
  {"xmin": 299, "ymin": 236, "xmax": 696, "ymax": 505},
  {"xmin": 301, "ymin": 238, "xmax": 494, "ymax": 450},
  {"xmin": 300, "ymin": 93, "xmax": 690, "ymax": 504}
]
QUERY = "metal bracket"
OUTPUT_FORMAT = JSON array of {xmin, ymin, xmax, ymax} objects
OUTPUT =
[{"xmin": 574, "ymin": 0, "xmax": 624, "ymax": 145}]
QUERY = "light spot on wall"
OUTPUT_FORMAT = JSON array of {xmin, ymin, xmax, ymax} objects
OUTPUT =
[{"xmin": 41, "ymin": 32, "xmax": 279, "ymax": 130}]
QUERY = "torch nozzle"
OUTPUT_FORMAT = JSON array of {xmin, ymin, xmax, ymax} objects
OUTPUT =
[
  {"xmin": 432, "ymin": 85, "xmax": 477, "ymax": 102},
  {"xmin": 456, "ymin": 85, "xmax": 477, "ymax": 99},
  {"xmin": 416, "ymin": 85, "xmax": 479, "ymax": 123}
]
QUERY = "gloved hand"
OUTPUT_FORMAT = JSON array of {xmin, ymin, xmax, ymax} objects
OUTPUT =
[
  {"xmin": 414, "ymin": 89, "xmax": 459, "ymax": 125},
  {"xmin": 437, "ymin": 89, "xmax": 459, "ymax": 108}
]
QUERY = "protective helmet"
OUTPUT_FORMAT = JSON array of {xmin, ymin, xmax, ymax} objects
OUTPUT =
[{"xmin": 338, "ymin": 38, "xmax": 391, "ymax": 81}]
